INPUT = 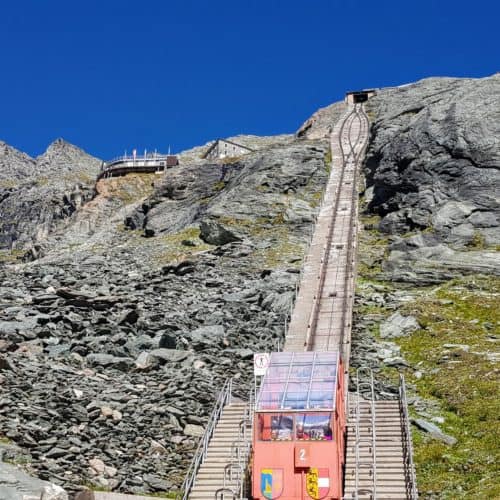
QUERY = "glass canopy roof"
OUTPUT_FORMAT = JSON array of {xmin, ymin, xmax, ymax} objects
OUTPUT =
[{"xmin": 256, "ymin": 352, "xmax": 339, "ymax": 411}]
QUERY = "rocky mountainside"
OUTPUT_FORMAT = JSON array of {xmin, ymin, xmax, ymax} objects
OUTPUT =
[
  {"xmin": 0, "ymin": 141, "xmax": 37, "ymax": 183},
  {"xmin": 353, "ymin": 74, "xmax": 499, "ymax": 498},
  {"xmin": 0, "ymin": 114, "xmax": 338, "ymax": 496},
  {"xmin": 364, "ymin": 74, "xmax": 500, "ymax": 283},
  {"xmin": 0, "ymin": 139, "xmax": 100, "ymax": 252},
  {"xmin": 0, "ymin": 74, "xmax": 498, "ymax": 499}
]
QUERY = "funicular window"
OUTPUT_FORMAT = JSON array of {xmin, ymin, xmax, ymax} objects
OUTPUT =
[
  {"xmin": 296, "ymin": 413, "xmax": 333, "ymax": 441},
  {"xmin": 256, "ymin": 352, "xmax": 339, "ymax": 412},
  {"xmin": 259, "ymin": 413, "xmax": 293, "ymax": 441}
]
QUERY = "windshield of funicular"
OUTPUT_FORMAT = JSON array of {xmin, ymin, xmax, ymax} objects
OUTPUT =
[{"xmin": 256, "ymin": 352, "xmax": 338, "ymax": 411}]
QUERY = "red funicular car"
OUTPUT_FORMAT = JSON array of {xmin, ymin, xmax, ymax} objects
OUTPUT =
[{"xmin": 252, "ymin": 352, "xmax": 346, "ymax": 500}]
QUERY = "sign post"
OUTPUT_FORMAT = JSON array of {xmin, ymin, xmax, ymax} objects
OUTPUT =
[
  {"xmin": 254, "ymin": 353, "xmax": 270, "ymax": 376},
  {"xmin": 254, "ymin": 353, "xmax": 270, "ymax": 408}
]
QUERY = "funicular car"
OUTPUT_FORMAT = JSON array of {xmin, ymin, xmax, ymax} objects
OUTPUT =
[{"xmin": 252, "ymin": 352, "xmax": 346, "ymax": 500}]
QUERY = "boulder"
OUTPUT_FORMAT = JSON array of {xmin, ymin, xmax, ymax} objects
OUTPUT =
[
  {"xmin": 412, "ymin": 418, "xmax": 457, "ymax": 446},
  {"xmin": 86, "ymin": 353, "xmax": 134, "ymax": 371},
  {"xmin": 147, "ymin": 348, "xmax": 190, "ymax": 364},
  {"xmin": 188, "ymin": 325, "xmax": 226, "ymax": 351},
  {"xmin": 199, "ymin": 220, "xmax": 241, "ymax": 246},
  {"xmin": 379, "ymin": 312, "xmax": 420, "ymax": 338},
  {"xmin": 183, "ymin": 424, "xmax": 205, "ymax": 437}
]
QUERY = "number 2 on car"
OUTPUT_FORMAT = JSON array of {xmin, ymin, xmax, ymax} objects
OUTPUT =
[{"xmin": 295, "ymin": 443, "xmax": 311, "ymax": 467}]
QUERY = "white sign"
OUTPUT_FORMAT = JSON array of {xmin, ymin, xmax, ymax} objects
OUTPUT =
[{"xmin": 254, "ymin": 353, "xmax": 270, "ymax": 376}]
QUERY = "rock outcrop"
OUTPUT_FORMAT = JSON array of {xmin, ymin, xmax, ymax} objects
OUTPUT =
[
  {"xmin": 354, "ymin": 74, "xmax": 499, "ymax": 498},
  {"xmin": 0, "ymin": 139, "xmax": 100, "ymax": 251},
  {"xmin": 0, "ymin": 128, "xmax": 330, "ymax": 495},
  {"xmin": 364, "ymin": 74, "xmax": 500, "ymax": 282}
]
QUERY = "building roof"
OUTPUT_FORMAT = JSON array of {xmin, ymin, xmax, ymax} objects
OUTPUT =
[
  {"xmin": 256, "ymin": 352, "xmax": 339, "ymax": 412},
  {"xmin": 346, "ymin": 89, "xmax": 376, "ymax": 95},
  {"xmin": 202, "ymin": 138, "xmax": 254, "ymax": 159}
]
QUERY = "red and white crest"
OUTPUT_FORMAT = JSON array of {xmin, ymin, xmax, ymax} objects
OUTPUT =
[{"xmin": 306, "ymin": 468, "xmax": 330, "ymax": 499}]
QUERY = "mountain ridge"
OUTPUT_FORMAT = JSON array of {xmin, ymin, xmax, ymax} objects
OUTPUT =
[{"xmin": 0, "ymin": 75, "xmax": 498, "ymax": 498}]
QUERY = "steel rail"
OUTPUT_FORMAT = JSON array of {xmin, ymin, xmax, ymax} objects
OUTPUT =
[
  {"xmin": 337, "ymin": 105, "xmax": 369, "ymax": 360},
  {"xmin": 305, "ymin": 104, "xmax": 369, "ymax": 355},
  {"xmin": 303, "ymin": 106, "xmax": 358, "ymax": 351}
]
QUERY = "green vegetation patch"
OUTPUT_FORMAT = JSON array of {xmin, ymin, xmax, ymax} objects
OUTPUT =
[
  {"xmin": 253, "ymin": 228, "xmax": 304, "ymax": 269},
  {"xmin": 357, "ymin": 213, "xmax": 389, "ymax": 279},
  {"xmin": 0, "ymin": 248, "xmax": 26, "ymax": 263},
  {"xmin": 103, "ymin": 173, "xmax": 156, "ymax": 204},
  {"xmin": 0, "ymin": 179, "xmax": 20, "ymax": 189},
  {"xmin": 154, "ymin": 227, "xmax": 214, "ymax": 265},
  {"xmin": 35, "ymin": 176, "xmax": 49, "ymax": 186},
  {"xmin": 390, "ymin": 277, "xmax": 499, "ymax": 498},
  {"xmin": 216, "ymin": 215, "xmax": 305, "ymax": 269},
  {"xmin": 324, "ymin": 149, "xmax": 332, "ymax": 173},
  {"xmin": 356, "ymin": 209, "xmax": 500, "ymax": 498},
  {"xmin": 144, "ymin": 492, "xmax": 179, "ymax": 499}
]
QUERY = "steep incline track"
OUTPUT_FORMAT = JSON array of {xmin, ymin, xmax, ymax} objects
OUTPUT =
[{"xmin": 284, "ymin": 104, "xmax": 368, "ymax": 359}]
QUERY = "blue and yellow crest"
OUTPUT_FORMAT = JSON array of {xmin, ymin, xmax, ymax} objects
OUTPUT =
[{"xmin": 261, "ymin": 469, "xmax": 283, "ymax": 499}]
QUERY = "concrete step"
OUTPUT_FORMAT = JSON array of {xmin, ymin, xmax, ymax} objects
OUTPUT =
[
  {"xmin": 345, "ymin": 466, "xmax": 406, "ymax": 472},
  {"xmin": 345, "ymin": 475, "xmax": 407, "ymax": 483}
]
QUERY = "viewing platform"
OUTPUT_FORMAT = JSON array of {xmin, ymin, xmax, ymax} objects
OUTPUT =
[{"xmin": 97, "ymin": 152, "xmax": 179, "ymax": 180}]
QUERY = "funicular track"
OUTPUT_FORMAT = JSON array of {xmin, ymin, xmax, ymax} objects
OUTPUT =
[
  {"xmin": 284, "ymin": 104, "xmax": 368, "ymax": 357},
  {"xmin": 184, "ymin": 104, "xmax": 417, "ymax": 499}
]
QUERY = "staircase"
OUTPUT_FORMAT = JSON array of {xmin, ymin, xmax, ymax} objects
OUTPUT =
[
  {"xmin": 188, "ymin": 402, "xmax": 248, "ymax": 499},
  {"xmin": 344, "ymin": 399, "xmax": 409, "ymax": 499}
]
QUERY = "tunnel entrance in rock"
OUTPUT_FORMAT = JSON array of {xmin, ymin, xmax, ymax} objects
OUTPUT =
[{"xmin": 346, "ymin": 89, "xmax": 376, "ymax": 104}]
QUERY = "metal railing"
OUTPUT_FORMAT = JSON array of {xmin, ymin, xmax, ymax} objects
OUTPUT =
[
  {"xmin": 214, "ymin": 488, "xmax": 237, "ymax": 500},
  {"xmin": 399, "ymin": 375, "xmax": 419, "ymax": 499},
  {"xmin": 221, "ymin": 384, "xmax": 255, "ymax": 499},
  {"xmin": 103, "ymin": 152, "xmax": 170, "ymax": 167},
  {"xmin": 181, "ymin": 378, "xmax": 233, "ymax": 500},
  {"xmin": 353, "ymin": 367, "xmax": 377, "ymax": 499}
]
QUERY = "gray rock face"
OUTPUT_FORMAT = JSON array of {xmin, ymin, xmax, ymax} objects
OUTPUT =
[
  {"xmin": 0, "ymin": 461, "xmax": 67, "ymax": 500},
  {"xmin": 0, "ymin": 121, "xmax": 331, "ymax": 495},
  {"xmin": 0, "ymin": 141, "xmax": 37, "ymax": 184},
  {"xmin": 0, "ymin": 139, "xmax": 100, "ymax": 251},
  {"xmin": 364, "ymin": 74, "xmax": 500, "ymax": 281},
  {"xmin": 297, "ymin": 101, "xmax": 346, "ymax": 139},
  {"xmin": 365, "ymin": 74, "xmax": 500, "ymax": 248}
]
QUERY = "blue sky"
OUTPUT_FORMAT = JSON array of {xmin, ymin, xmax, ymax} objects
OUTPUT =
[{"xmin": 1, "ymin": 0, "xmax": 498, "ymax": 160}]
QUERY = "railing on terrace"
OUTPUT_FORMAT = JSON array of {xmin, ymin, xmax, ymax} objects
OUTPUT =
[{"xmin": 103, "ymin": 152, "xmax": 170, "ymax": 166}]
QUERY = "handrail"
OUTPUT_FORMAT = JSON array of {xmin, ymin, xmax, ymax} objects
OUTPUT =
[
  {"xmin": 181, "ymin": 378, "xmax": 233, "ymax": 500},
  {"xmin": 399, "ymin": 375, "xmax": 418, "ymax": 499},
  {"xmin": 222, "ymin": 384, "xmax": 254, "ymax": 499},
  {"xmin": 223, "ymin": 463, "xmax": 244, "ymax": 487},
  {"xmin": 104, "ymin": 153, "xmax": 172, "ymax": 165},
  {"xmin": 353, "ymin": 367, "xmax": 377, "ymax": 499},
  {"xmin": 214, "ymin": 488, "xmax": 237, "ymax": 500},
  {"xmin": 339, "ymin": 104, "xmax": 369, "ymax": 360},
  {"xmin": 97, "ymin": 152, "xmax": 178, "ymax": 180}
]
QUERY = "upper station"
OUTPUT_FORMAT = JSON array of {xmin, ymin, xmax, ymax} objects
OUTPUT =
[{"xmin": 345, "ymin": 89, "xmax": 376, "ymax": 104}]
